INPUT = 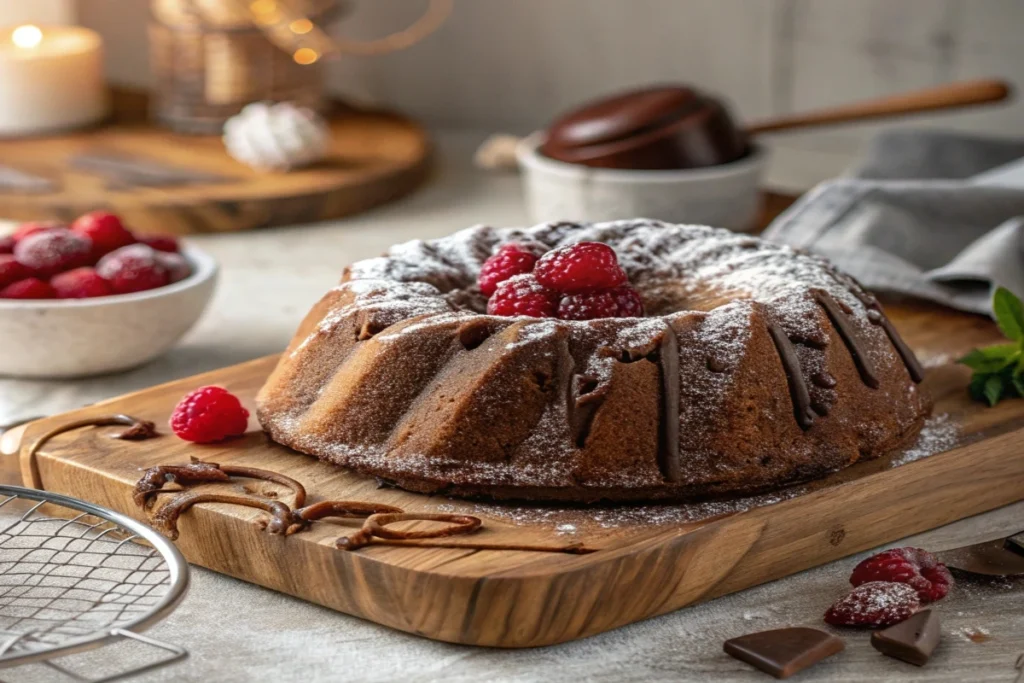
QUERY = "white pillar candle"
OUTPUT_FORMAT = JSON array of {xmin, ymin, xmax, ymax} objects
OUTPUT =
[{"xmin": 0, "ymin": 24, "xmax": 108, "ymax": 137}]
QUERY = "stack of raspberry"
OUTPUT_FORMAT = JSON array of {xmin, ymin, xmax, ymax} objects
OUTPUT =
[
  {"xmin": 0, "ymin": 211, "xmax": 188, "ymax": 299},
  {"xmin": 479, "ymin": 241, "xmax": 644, "ymax": 320}
]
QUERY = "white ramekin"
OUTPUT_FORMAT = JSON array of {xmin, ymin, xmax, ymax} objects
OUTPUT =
[
  {"xmin": 516, "ymin": 132, "xmax": 768, "ymax": 232},
  {"xmin": 0, "ymin": 245, "xmax": 218, "ymax": 378}
]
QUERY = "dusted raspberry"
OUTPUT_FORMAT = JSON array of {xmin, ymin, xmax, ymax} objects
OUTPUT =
[
  {"xmin": 534, "ymin": 242, "xmax": 627, "ymax": 293},
  {"xmin": 51, "ymin": 267, "xmax": 113, "ymax": 299},
  {"xmin": 486, "ymin": 273, "xmax": 559, "ymax": 318},
  {"xmin": 137, "ymin": 234, "xmax": 181, "ymax": 253},
  {"xmin": 0, "ymin": 236, "xmax": 13, "ymax": 254},
  {"xmin": 478, "ymin": 243, "xmax": 539, "ymax": 296},
  {"xmin": 0, "ymin": 255, "xmax": 31, "ymax": 288},
  {"xmin": 850, "ymin": 547, "xmax": 953, "ymax": 603},
  {"xmin": 13, "ymin": 228, "xmax": 93, "ymax": 278},
  {"xmin": 96, "ymin": 244, "xmax": 170, "ymax": 294},
  {"xmin": 0, "ymin": 277, "xmax": 57, "ymax": 299},
  {"xmin": 557, "ymin": 285, "xmax": 645, "ymax": 320},
  {"xmin": 72, "ymin": 211, "xmax": 135, "ymax": 259},
  {"xmin": 610, "ymin": 285, "xmax": 644, "ymax": 317},
  {"xmin": 170, "ymin": 386, "xmax": 250, "ymax": 443},
  {"xmin": 156, "ymin": 251, "xmax": 192, "ymax": 283},
  {"xmin": 13, "ymin": 221, "xmax": 64, "ymax": 243},
  {"xmin": 558, "ymin": 290, "xmax": 619, "ymax": 320},
  {"xmin": 824, "ymin": 581, "xmax": 920, "ymax": 627}
]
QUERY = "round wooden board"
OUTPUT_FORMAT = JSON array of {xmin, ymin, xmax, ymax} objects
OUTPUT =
[{"xmin": 0, "ymin": 90, "xmax": 430, "ymax": 235}]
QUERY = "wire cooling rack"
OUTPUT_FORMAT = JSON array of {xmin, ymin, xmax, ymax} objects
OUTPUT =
[{"xmin": 0, "ymin": 485, "xmax": 189, "ymax": 682}]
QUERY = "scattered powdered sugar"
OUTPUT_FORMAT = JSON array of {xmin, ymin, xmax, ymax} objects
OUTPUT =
[{"xmin": 889, "ymin": 413, "xmax": 959, "ymax": 467}]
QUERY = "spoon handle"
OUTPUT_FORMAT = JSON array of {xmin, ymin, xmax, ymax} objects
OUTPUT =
[{"xmin": 745, "ymin": 79, "xmax": 1011, "ymax": 135}]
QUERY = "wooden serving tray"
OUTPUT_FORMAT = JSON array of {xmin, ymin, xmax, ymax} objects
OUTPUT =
[
  {"xmin": 5, "ymin": 301, "xmax": 1024, "ymax": 648},
  {"xmin": 0, "ymin": 89, "xmax": 429, "ymax": 235}
]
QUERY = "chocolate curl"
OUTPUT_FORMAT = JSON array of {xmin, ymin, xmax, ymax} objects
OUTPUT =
[{"xmin": 151, "ymin": 491, "xmax": 302, "ymax": 540}]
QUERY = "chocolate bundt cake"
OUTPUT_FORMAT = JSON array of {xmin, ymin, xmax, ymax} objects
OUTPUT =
[{"xmin": 257, "ymin": 220, "xmax": 930, "ymax": 502}]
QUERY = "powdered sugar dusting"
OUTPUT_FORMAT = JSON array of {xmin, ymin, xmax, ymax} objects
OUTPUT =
[{"xmin": 890, "ymin": 413, "xmax": 959, "ymax": 467}]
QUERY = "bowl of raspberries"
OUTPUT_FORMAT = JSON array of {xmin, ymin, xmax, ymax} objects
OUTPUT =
[{"xmin": 0, "ymin": 212, "xmax": 217, "ymax": 378}]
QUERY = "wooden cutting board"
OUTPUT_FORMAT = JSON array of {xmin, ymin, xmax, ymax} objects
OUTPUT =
[
  {"xmin": 0, "ymin": 89, "xmax": 430, "ymax": 235},
  {"xmin": 4, "ymin": 300, "xmax": 1024, "ymax": 648}
]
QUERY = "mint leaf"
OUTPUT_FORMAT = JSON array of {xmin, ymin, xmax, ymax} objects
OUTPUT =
[
  {"xmin": 959, "ymin": 344, "xmax": 1020, "ymax": 373},
  {"xmin": 993, "ymin": 287, "xmax": 1024, "ymax": 342},
  {"xmin": 1012, "ymin": 373, "xmax": 1024, "ymax": 398},
  {"xmin": 984, "ymin": 374, "xmax": 1005, "ymax": 407},
  {"xmin": 970, "ymin": 373, "xmax": 992, "ymax": 402}
]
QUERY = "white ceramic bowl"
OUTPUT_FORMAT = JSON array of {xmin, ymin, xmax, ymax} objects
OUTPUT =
[
  {"xmin": 516, "ymin": 132, "xmax": 768, "ymax": 232},
  {"xmin": 0, "ymin": 246, "xmax": 218, "ymax": 378}
]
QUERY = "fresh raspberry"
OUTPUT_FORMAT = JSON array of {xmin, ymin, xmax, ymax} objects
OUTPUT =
[
  {"xmin": 534, "ymin": 242, "xmax": 627, "ymax": 293},
  {"xmin": 51, "ymin": 267, "xmax": 113, "ymax": 299},
  {"xmin": 12, "ymin": 221, "xmax": 64, "ymax": 243},
  {"xmin": 13, "ymin": 228, "xmax": 93, "ymax": 278},
  {"xmin": 824, "ymin": 581, "xmax": 920, "ymax": 627},
  {"xmin": 557, "ymin": 285, "xmax": 645, "ymax": 321},
  {"xmin": 155, "ymin": 251, "xmax": 191, "ymax": 283},
  {"xmin": 170, "ymin": 386, "xmax": 250, "ymax": 443},
  {"xmin": 486, "ymin": 274, "xmax": 559, "ymax": 318},
  {"xmin": 137, "ymin": 234, "xmax": 180, "ymax": 253},
  {"xmin": 850, "ymin": 547, "xmax": 953, "ymax": 603},
  {"xmin": 478, "ymin": 243, "xmax": 539, "ymax": 296},
  {"xmin": 96, "ymin": 244, "xmax": 170, "ymax": 294},
  {"xmin": 0, "ymin": 255, "xmax": 31, "ymax": 288},
  {"xmin": 0, "ymin": 236, "xmax": 13, "ymax": 254},
  {"xmin": 0, "ymin": 277, "xmax": 56, "ymax": 299},
  {"xmin": 72, "ymin": 211, "xmax": 135, "ymax": 259}
]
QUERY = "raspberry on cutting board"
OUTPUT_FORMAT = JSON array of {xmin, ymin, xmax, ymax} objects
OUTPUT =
[{"xmin": 170, "ymin": 386, "xmax": 250, "ymax": 443}]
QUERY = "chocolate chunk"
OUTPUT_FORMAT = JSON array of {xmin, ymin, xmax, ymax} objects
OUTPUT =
[
  {"xmin": 871, "ymin": 610, "xmax": 940, "ymax": 666},
  {"xmin": 724, "ymin": 627, "xmax": 844, "ymax": 679}
]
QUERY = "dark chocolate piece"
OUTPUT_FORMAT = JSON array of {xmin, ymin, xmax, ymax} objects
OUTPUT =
[
  {"xmin": 767, "ymin": 321, "xmax": 816, "ymax": 430},
  {"xmin": 816, "ymin": 293, "xmax": 880, "ymax": 389},
  {"xmin": 657, "ymin": 325, "xmax": 681, "ymax": 482},
  {"xmin": 936, "ymin": 535, "xmax": 1024, "ymax": 576},
  {"xmin": 724, "ymin": 627, "xmax": 844, "ymax": 679},
  {"xmin": 871, "ymin": 610, "xmax": 941, "ymax": 666}
]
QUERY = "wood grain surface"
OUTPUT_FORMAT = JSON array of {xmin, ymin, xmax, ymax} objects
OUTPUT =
[
  {"xmin": 0, "ymin": 89, "xmax": 430, "ymax": 235},
  {"xmin": 4, "ymin": 300, "xmax": 1024, "ymax": 649}
]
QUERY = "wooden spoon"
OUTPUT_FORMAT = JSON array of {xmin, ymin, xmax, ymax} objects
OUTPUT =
[{"xmin": 746, "ymin": 79, "xmax": 1011, "ymax": 135}]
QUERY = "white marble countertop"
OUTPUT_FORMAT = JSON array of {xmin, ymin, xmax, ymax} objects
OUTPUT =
[{"xmin": 3, "ymin": 131, "xmax": 1022, "ymax": 683}]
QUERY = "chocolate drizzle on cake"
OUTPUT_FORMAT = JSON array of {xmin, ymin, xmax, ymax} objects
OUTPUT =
[
  {"xmin": 656, "ymin": 325, "xmax": 681, "ymax": 482},
  {"xmin": 816, "ymin": 292, "xmax": 880, "ymax": 390},
  {"xmin": 767, "ymin": 321, "xmax": 816, "ymax": 430},
  {"xmin": 869, "ymin": 309, "xmax": 925, "ymax": 383}
]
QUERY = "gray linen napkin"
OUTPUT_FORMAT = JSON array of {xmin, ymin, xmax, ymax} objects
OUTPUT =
[{"xmin": 764, "ymin": 130, "xmax": 1024, "ymax": 316}]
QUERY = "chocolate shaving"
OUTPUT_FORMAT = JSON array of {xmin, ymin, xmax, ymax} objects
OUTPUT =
[
  {"xmin": 295, "ymin": 500, "xmax": 403, "ymax": 522},
  {"xmin": 27, "ymin": 414, "xmax": 158, "ymax": 489}
]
